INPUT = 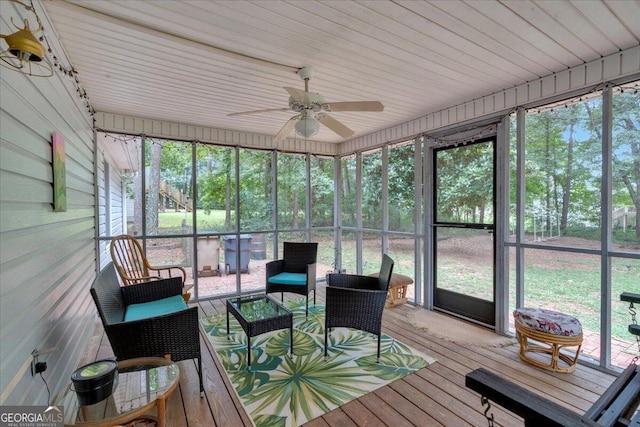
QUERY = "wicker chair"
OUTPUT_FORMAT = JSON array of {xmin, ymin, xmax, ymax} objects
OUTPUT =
[
  {"xmin": 266, "ymin": 242, "xmax": 318, "ymax": 316},
  {"xmin": 110, "ymin": 234, "xmax": 191, "ymax": 302},
  {"xmin": 324, "ymin": 254, "xmax": 394, "ymax": 361},
  {"xmin": 90, "ymin": 262, "xmax": 203, "ymax": 395}
]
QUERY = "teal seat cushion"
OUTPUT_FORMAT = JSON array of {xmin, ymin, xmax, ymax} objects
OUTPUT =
[
  {"xmin": 268, "ymin": 272, "xmax": 307, "ymax": 285},
  {"xmin": 124, "ymin": 295, "xmax": 187, "ymax": 322}
]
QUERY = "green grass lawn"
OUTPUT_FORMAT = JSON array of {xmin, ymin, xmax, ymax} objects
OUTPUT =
[
  {"xmin": 159, "ymin": 209, "xmax": 227, "ymax": 230},
  {"xmin": 520, "ymin": 259, "xmax": 639, "ymax": 339}
]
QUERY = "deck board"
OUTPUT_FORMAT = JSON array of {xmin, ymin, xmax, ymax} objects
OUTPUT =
[{"xmin": 82, "ymin": 284, "xmax": 617, "ymax": 426}]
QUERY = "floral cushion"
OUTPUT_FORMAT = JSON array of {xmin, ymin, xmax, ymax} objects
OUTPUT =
[{"xmin": 513, "ymin": 307, "xmax": 582, "ymax": 337}]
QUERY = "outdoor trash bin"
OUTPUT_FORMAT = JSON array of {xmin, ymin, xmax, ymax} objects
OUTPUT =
[{"xmin": 224, "ymin": 235, "xmax": 252, "ymax": 274}]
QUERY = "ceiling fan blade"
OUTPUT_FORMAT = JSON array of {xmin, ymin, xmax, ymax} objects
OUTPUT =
[
  {"xmin": 324, "ymin": 101, "xmax": 384, "ymax": 112},
  {"xmin": 273, "ymin": 115, "xmax": 300, "ymax": 143},
  {"xmin": 284, "ymin": 87, "xmax": 310, "ymax": 103},
  {"xmin": 317, "ymin": 114, "xmax": 354, "ymax": 138},
  {"xmin": 228, "ymin": 107, "xmax": 290, "ymax": 117}
]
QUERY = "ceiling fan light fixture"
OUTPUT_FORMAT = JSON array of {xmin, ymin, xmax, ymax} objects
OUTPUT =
[
  {"xmin": 229, "ymin": 66, "xmax": 382, "ymax": 141},
  {"xmin": 294, "ymin": 112, "xmax": 319, "ymax": 138}
]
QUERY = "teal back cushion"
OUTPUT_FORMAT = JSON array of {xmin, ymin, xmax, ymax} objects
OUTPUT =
[{"xmin": 124, "ymin": 295, "xmax": 187, "ymax": 322}]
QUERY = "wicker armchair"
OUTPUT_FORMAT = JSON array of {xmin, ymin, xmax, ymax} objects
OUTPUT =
[
  {"xmin": 324, "ymin": 254, "xmax": 394, "ymax": 361},
  {"xmin": 110, "ymin": 234, "xmax": 191, "ymax": 302},
  {"xmin": 90, "ymin": 262, "xmax": 203, "ymax": 395},
  {"xmin": 266, "ymin": 242, "xmax": 318, "ymax": 316}
]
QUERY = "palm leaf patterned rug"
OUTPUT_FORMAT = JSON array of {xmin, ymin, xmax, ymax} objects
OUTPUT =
[{"xmin": 201, "ymin": 298, "xmax": 436, "ymax": 427}]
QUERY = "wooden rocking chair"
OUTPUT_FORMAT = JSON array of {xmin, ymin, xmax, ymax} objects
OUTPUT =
[{"xmin": 110, "ymin": 234, "xmax": 191, "ymax": 303}]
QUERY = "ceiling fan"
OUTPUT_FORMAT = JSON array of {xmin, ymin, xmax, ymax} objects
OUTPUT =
[{"xmin": 228, "ymin": 66, "xmax": 384, "ymax": 142}]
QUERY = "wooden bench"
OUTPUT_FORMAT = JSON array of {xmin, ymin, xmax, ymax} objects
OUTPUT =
[
  {"xmin": 369, "ymin": 272, "xmax": 413, "ymax": 307},
  {"xmin": 465, "ymin": 365, "xmax": 640, "ymax": 427}
]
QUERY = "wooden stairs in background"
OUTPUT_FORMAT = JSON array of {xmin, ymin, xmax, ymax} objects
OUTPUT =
[{"xmin": 155, "ymin": 181, "xmax": 192, "ymax": 212}]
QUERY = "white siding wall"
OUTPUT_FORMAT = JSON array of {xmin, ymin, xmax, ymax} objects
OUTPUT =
[
  {"xmin": 96, "ymin": 153, "xmax": 107, "ymax": 269},
  {"xmin": 96, "ymin": 146, "xmax": 127, "ymax": 269},
  {"xmin": 109, "ymin": 169, "xmax": 124, "ymax": 237},
  {"xmin": 0, "ymin": 63, "xmax": 96, "ymax": 403}
]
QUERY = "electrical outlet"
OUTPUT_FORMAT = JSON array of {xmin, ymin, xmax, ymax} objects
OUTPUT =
[
  {"xmin": 31, "ymin": 347, "xmax": 58, "ymax": 376},
  {"xmin": 34, "ymin": 361, "xmax": 47, "ymax": 374}
]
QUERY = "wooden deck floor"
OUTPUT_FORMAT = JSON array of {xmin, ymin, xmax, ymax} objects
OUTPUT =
[{"xmin": 81, "ymin": 284, "xmax": 617, "ymax": 427}]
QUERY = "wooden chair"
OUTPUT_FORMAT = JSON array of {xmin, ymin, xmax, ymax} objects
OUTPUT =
[
  {"xmin": 324, "ymin": 254, "xmax": 394, "ymax": 361},
  {"xmin": 110, "ymin": 234, "xmax": 191, "ymax": 303}
]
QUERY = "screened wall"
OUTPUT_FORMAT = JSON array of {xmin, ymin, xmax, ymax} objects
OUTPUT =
[
  {"xmin": 506, "ymin": 81, "xmax": 640, "ymax": 369},
  {"xmin": 104, "ymin": 137, "xmax": 422, "ymax": 302},
  {"xmin": 99, "ymin": 78, "xmax": 639, "ymax": 371}
]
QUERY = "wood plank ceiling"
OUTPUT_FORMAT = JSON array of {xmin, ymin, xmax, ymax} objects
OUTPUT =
[{"xmin": 41, "ymin": 0, "xmax": 640, "ymax": 144}]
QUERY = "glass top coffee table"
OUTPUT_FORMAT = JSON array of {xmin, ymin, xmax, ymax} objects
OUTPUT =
[
  {"xmin": 54, "ymin": 356, "xmax": 179, "ymax": 427},
  {"xmin": 226, "ymin": 294, "xmax": 293, "ymax": 367}
]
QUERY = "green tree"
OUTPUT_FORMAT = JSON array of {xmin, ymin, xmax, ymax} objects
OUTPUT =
[
  {"xmin": 239, "ymin": 149, "xmax": 272, "ymax": 231},
  {"xmin": 388, "ymin": 143, "xmax": 415, "ymax": 231},
  {"xmin": 612, "ymin": 89, "xmax": 640, "ymax": 243},
  {"xmin": 197, "ymin": 145, "xmax": 235, "ymax": 230},
  {"xmin": 310, "ymin": 156, "xmax": 334, "ymax": 228},
  {"xmin": 277, "ymin": 154, "xmax": 306, "ymax": 229},
  {"xmin": 435, "ymin": 141, "xmax": 493, "ymax": 224},
  {"xmin": 362, "ymin": 150, "xmax": 382, "ymax": 228},
  {"xmin": 145, "ymin": 139, "xmax": 163, "ymax": 233},
  {"xmin": 524, "ymin": 103, "xmax": 602, "ymax": 238},
  {"xmin": 341, "ymin": 157, "xmax": 356, "ymax": 227}
]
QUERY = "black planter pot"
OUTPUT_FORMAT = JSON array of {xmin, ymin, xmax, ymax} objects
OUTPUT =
[{"xmin": 71, "ymin": 359, "xmax": 118, "ymax": 406}]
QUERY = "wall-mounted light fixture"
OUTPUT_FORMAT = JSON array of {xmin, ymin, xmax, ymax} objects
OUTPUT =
[
  {"xmin": 0, "ymin": 0, "xmax": 53, "ymax": 77},
  {"xmin": 120, "ymin": 169, "xmax": 137, "ymax": 182}
]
